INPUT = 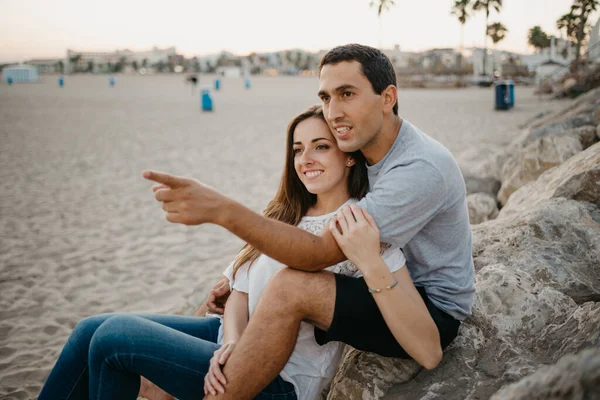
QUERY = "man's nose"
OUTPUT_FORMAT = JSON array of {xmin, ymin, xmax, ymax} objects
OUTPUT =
[{"xmin": 327, "ymin": 99, "xmax": 343, "ymax": 122}]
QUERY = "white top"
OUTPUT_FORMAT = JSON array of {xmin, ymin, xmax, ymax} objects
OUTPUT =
[{"xmin": 216, "ymin": 200, "xmax": 406, "ymax": 400}]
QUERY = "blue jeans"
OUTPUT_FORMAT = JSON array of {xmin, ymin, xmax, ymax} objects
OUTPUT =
[{"xmin": 38, "ymin": 313, "xmax": 297, "ymax": 400}]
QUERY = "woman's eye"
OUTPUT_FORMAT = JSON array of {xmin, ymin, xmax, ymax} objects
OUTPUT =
[
  {"xmin": 293, "ymin": 148, "xmax": 302, "ymax": 155},
  {"xmin": 316, "ymin": 145, "xmax": 329, "ymax": 150}
]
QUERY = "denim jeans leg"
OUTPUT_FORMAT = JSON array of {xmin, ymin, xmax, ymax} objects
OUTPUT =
[
  {"xmin": 255, "ymin": 375, "xmax": 298, "ymax": 399},
  {"xmin": 38, "ymin": 313, "xmax": 121, "ymax": 400},
  {"xmin": 38, "ymin": 313, "xmax": 221, "ymax": 400},
  {"xmin": 87, "ymin": 314, "xmax": 221, "ymax": 400}
]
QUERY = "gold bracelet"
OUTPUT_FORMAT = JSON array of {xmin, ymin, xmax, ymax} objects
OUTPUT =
[{"xmin": 368, "ymin": 279, "xmax": 399, "ymax": 294}]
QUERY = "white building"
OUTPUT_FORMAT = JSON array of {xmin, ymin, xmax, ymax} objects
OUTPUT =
[
  {"xmin": 589, "ymin": 16, "xmax": 600, "ymax": 61},
  {"xmin": 2, "ymin": 64, "xmax": 39, "ymax": 83}
]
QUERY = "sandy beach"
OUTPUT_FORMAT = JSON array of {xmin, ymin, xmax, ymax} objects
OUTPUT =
[{"xmin": 0, "ymin": 74, "xmax": 566, "ymax": 399}]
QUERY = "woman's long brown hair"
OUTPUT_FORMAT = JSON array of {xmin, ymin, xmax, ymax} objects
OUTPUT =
[{"xmin": 231, "ymin": 104, "xmax": 368, "ymax": 277}]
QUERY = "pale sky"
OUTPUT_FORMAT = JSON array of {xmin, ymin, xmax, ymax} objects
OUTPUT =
[{"xmin": 1, "ymin": 0, "xmax": 597, "ymax": 62}]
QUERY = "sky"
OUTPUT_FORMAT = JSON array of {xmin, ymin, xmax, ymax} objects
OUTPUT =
[{"xmin": 1, "ymin": 0, "xmax": 597, "ymax": 63}]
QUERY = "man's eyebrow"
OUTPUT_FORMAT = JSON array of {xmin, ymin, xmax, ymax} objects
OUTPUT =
[
  {"xmin": 318, "ymin": 84, "xmax": 358, "ymax": 98},
  {"xmin": 293, "ymin": 137, "xmax": 332, "ymax": 145},
  {"xmin": 333, "ymin": 84, "xmax": 359, "ymax": 94}
]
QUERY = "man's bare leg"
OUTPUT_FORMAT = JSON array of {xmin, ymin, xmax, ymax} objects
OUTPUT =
[{"xmin": 205, "ymin": 268, "xmax": 336, "ymax": 400}]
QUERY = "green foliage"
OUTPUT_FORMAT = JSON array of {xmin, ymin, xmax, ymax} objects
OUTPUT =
[
  {"xmin": 487, "ymin": 21, "xmax": 508, "ymax": 45},
  {"xmin": 451, "ymin": 0, "xmax": 471, "ymax": 25},
  {"xmin": 528, "ymin": 26, "xmax": 551, "ymax": 51},
  {"xmin": 370, "ymin": 0, "xmax": 395, "ymax": 17}
]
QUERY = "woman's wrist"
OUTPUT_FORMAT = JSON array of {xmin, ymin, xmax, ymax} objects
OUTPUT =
[{"xmin": 358, "ymin": 257, "xmax": 390, "ymax": 281}]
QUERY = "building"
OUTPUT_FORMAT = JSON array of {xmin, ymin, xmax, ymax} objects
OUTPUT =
[
  {"xmin": 2, "ymin": 64, "xmax": 39, "ymax": 83},
  {"xmin": 65, "ymin": 46, "xmax": 178, "ymax": 73}
]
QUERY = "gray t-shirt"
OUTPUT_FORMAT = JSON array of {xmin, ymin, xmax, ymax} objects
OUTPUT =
[{"xmin": 358, "ymin": 120, "xmax": 475, "ymax": 321}]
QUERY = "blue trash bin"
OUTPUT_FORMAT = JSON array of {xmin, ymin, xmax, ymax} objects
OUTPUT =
[
  {"xmin": 58, "ymin": 76, "xmax": 65, "ymax": 88},
  {"xmin": 201, "ymin": 87, "xmax": 213, "ymax": 112},
  {"xmin": 214, "ymin": 78, "xmax": 220, "ymax": 91},
  {"xmin": 506, "ymin": 80, "xmax": 515, "ymax": 108},
  {"xmin": 494, "ymin": 81, "xmax": 510, "ymax": 110}
]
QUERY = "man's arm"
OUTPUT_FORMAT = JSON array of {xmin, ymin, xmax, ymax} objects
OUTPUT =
[
  {"xmin": 143, "ymin": 170, "xmax": 345, "ymax": 270},
  {"xmin": 219, "ymin": 199, "xmax": 345, "ymax": 271}
]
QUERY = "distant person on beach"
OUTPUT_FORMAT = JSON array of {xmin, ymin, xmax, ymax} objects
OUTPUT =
[
  {"xmin": 143, "ymin": 43, "xmax": 475, "ymax": 399},
  {"xmin": 38, "ymin": 104, "xmax": 411, "ymax": 400}
]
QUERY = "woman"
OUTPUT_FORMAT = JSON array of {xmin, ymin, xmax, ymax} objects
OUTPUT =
[{"xmin": 38, "ymin": 105, "xmax": 408, "ymax": 400}]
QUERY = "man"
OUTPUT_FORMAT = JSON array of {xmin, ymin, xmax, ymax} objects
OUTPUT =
[{"xmin": 144, "ymin": 43, "xmax": 475, "ymax": 399}]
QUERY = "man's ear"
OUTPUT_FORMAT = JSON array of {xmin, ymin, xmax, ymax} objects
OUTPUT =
[{"xmin": 381, "ymin": 84, "xmax": 398, "ymax": 114}]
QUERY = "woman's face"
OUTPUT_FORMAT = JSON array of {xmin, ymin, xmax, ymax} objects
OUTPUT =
[{"xmin": 293, "ymin": 117, "xmax": 352, "ymax": 195}]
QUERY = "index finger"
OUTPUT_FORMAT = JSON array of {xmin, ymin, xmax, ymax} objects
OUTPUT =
[{"xmin": 142, "ymin": 170, "xmax": 186, "ymax": 188}]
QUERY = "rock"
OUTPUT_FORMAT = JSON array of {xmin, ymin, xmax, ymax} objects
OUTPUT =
[
  {"xmin": 327, "ymin": 348, "xmax": 422, "ymax": 400},
  {"xmin": 464, "ymin": 176, "xmax": 501, "ymax": 197},
  {"xmin": 473, "ymin": 198, "xmax": 600, "ymax": 304},
  {"xmin": 489, "ymin": 347, "xmax": 600, "ymax": 400},
  {"xmin": 497, "ymin": 135, "xmax": 583, "ymax": 205},
  {"xmin": 596, "ymin": 123, "xmax": 600, "ymax": 140},
  {"xmin": 518, "ymin": 124, "xmax": 598, "ymax": 150},
  {"xmin": 384, "ymin": 269, "xmax": 599, "ymax": 399},
  {"xmin": 523, "ymin": 113, "xmax": 596, "ymax": 143},
  {"xmin": 500, "ymin": 142, "xmax": 600, "ymax": 218},
  {"xmin": 467, "ymin": 193, "xmax": 499, "ymax": 224}
]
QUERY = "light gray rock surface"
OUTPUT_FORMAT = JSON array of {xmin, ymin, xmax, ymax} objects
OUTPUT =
[
  {"xmin": 467, "ymin": 193, "xmax": 499, "ymax": 224},
  {"xmin": 497, "ymin": 134, "xmax": 583, "ymax": 205},
  {"xmin": 489, "ymin": 348, "xmax": 600, "ymax": 400},
  {"xmin": 499, "ymin": 142, "xmax": 600, "ymax": 218},
  {"xmin": 464, "ymin": 175, "xmax": 501, "ymax": 197}
]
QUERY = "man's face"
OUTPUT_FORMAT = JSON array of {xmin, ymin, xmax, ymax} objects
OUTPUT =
[{"xmin": 318, "ymin": 61, "xmax": 384, "ymax": 153}]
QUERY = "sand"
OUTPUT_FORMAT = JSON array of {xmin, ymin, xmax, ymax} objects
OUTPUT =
[{"xmin": 0, "ymin": 74, "xmax": 566, "ymax": 399}]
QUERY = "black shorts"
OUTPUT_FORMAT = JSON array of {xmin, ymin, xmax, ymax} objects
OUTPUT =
[{"xmin": 314, "ymin": 273, "xmax": 460, "ymax": 358}]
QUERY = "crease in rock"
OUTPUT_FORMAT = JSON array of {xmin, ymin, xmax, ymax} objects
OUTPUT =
[
  {"xmin": 473, "ymin": 199, "xmax": 600, "ymax": 304},
  {"xmin": 489, "ymin": 347, "xmax": 600, "ymax": 400},
  {"xmin": 500, "ymin": 142, "xmax": 600, "ymax": 218}
]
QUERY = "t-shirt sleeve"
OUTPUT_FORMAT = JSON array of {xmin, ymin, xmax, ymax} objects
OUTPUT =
[
  {"xmin": 381, "ymin": 246, "xmax": 406, "ymax": 273},
  {"xmin": 358, "ymin": 161, "xmax": 446, "ymax": 247},
  {"xmin": 230, "ymin": 261, "xmax": 251, "ymax": 293}
]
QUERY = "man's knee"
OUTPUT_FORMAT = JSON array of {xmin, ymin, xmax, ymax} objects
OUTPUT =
[
  {"xmin": 262, "ymin": 268, "xmax": 308, "ymax": 310},
  {"xmin": 262, "ymin": 268, "xmax": 334, "ymax": 318}
]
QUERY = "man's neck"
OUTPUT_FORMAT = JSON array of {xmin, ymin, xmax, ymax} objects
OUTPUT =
[{"xmin": 362, "ymin": 116, "xmax": 403, "ymax": 166}]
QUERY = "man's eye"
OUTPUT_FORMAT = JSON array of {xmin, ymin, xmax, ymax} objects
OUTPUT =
[
  {"xmin": 320, "ymin": 96, "xmax": 330, "ymax": 103},
  {"xmin": 342, "ymin": 92, "xmax": 353, "ymax": 98}
]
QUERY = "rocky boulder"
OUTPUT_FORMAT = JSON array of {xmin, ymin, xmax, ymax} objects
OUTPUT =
[
  {"xmin": 497, "ymin": 134, "xmax": 583, "ymax": 205},
  {"xmin": 489, "ymin": 348, "xmax": 600, "ymax": 400},
  {"xmin": 463, "ymin": 175, "xmax": 501, "ymax": 197},
  {"xmin": 467, "ymin": 193, "xmax": 499, "ymax": 224},
  {"xmin": 499, "ymin": 142, "xmax": 600, "ymax": 218}
]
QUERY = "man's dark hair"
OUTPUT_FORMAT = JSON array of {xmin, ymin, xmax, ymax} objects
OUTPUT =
[{"xmin": 319, "ymin": 44, "xmax": 398, "ymax": 115}]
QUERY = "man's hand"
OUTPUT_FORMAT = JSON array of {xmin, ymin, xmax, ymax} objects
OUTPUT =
[
  {"xmin": 197, "ymin": 276, "xmax": 231, "ymax": 315},
  {"xmin": 329, "ymin": 204, "xmax": 382, "ymax": 273},
  {"xmin": 204, "ymin": 342, "xmax": 235, "ymax": 396},
  {"xmin": 143, "ymin": 170, "xmax": 230, "ymax": 226}
]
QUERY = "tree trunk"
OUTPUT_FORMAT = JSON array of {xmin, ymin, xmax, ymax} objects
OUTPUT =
[{"xmin": 482, "ymin": 11, "xmax": 489, "ymax": 76}]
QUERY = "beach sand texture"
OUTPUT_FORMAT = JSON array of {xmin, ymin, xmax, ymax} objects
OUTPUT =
[{"xmin": 0, "ymin": 75, "xmax": 563, "ymax": 399}]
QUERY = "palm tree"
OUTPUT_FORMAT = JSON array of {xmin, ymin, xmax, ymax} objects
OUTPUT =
[
  {"xmin": 451, "ymin": 0, "xmax": 471, "ymax": 53},
  {"xmin": 370, "ymin": 0, "xmax": 395, "ymax": 48},
  {"xmin": 472, "ymin": 0, "xmax": 503, "ymax": 76},
  {"xmin": 571, "ymin": 0, "xmax": 599, "ymax": 66},
  {"xmin": 528, "ymin": 25, "xmax": 551, "ymax": 53},
  {"xmin": 487, "ymin": 22, "xmax": 507, "ymax": 76}
]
